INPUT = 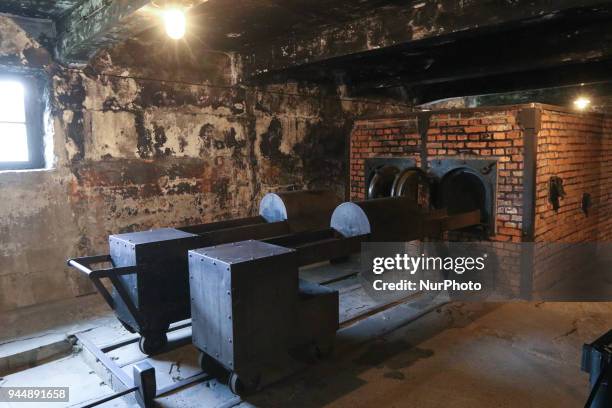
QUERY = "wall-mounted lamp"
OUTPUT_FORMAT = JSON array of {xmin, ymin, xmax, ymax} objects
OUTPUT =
[
  {"xmin": 163, "ymin": 8, "xmax": 186, "ymax": 39},
  {"xmin": 573, "ymin": 96, "xmax": 591, "ymax": 111}
]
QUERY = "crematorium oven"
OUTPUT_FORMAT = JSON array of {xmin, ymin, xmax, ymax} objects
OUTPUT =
[{"xmin": 364, "ymin": 156, "xmax": 496, "ymax": 236}]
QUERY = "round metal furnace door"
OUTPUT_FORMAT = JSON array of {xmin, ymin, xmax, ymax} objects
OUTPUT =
[
  {"xmin": 391, "ymin": 168, "xmax": 431, "ymax": 209},
  {"xmin": 367, "ymin": 165, "xmax": 400, "ymax": 199}
]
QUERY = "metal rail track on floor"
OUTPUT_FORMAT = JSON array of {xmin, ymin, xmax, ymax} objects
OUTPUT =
[
  {"xmin": 74, "ymin": 269, "xmax": 435, "ymax": 408},
  {"xmin": 75, "ymin": 321, "xmax": 211, "ymax": 408}
]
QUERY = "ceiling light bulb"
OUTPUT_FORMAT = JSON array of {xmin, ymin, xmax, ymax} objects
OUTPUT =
[
  {"xmin": 164, "ymin": 8, "xmax": 186, "ymax": 40},
  {"xmin": 574, "ymin": 96, "xmax": 591, "ymax": 111}
]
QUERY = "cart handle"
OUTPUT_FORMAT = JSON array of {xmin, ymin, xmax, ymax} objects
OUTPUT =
[
  {"xmin": 67, "ymin": 255, "xmax": 144, "ymax": 328},
  {"xmin": 68, "ymin": 256, "xmax": 137, "ymax": 279}
]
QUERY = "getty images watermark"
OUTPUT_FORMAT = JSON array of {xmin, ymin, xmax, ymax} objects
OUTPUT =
[
  {"xmin": 360, "ymin": 242, "xmax": 612, "ymax": 301},
  {"xmin": 371, "ymin": 252, "xmax": 487, "ymax": 292}
]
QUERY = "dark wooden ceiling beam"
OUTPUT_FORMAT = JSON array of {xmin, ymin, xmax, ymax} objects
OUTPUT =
[
  {"xmin": 407, "ymin": 59, "xmax": 612, "ymax": 104},
  {"xmin": 345, "ymin": 16, "xmax": 612, "ymax": 91},
  {"xmin": 56, "ymin": 0, "xmax": 151, "ymax": 64},
  {"xmin": 248, "ymin": 5, "xmax": 612, "ymax": 104},
  {"xmin": 242, "ymin": 0, "xmax": 612, "ymax": 77},
  {"xmin": 55, "ymin": 0, "xmax": 207, "ymax": 65},
  {"xmin": 350, "ymin": 49, "xmax": 612, "ymax": 92}
]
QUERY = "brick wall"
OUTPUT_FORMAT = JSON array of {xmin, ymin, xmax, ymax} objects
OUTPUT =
[
  {"xmin": 350, "ymin": 117, "xmax": 420, "ymax": 200},
  {"xmin": 350, "ymin": 108, "xmax": 525, "ymax": 243},
  {"xmin": 532, "ymin": 107, "xmax": 612, "ymax": 294},
  {"xmin": 535, "ymin": 107, "xmax": 610, "ymax": 242},
  {"xmin": 350, "ymin": 105, "xmax": 612, "ymax": 298},
  {"xmin": 600, "ymin": 116, "xmax": 612, "ymax": 241},
  {"xmin": 350, "ymin": 105, "xmax": 612, "ymax": 244}
]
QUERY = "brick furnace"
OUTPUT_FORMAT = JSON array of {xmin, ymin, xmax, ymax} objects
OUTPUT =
[{"xmin": 349, "ymin": 104, "xmax": 612, "ymax": 296}]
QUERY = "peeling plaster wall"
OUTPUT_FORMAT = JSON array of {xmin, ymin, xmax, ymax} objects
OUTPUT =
[{"xmin": 0, "ymin": 16, "xmax": 412, "ymax": 312}]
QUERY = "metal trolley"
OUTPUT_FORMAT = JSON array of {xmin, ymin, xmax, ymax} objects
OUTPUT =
[{"xmin": 68, "ymin": 190, "xmax": 341, "ymax": 354}]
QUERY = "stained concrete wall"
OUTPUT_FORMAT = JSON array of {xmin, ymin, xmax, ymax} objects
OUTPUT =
[{"xmin": 0, "ymin": 16, "xmax": 412, "ymax": 312}]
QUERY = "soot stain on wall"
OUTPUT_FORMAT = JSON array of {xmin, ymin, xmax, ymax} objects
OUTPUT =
[
  {"xmin": 153, "ymin": 123, "xmax": 172, "ymax": 157},
  {"xmin": 199, "ymin": 123, "xmax": 214, "ymax": 155},
  {"xmin": 135, "ymin": 111, "xmax": 153, "ymax": 159},
  {"xmin": 0, "ymin": 15, "xmax": 412, "ymax": 311},
  {"xmin": 260, "ymin": 117, "xmax": 298, "ymax": 172},
  {"xmin": 294, "ymin": 119, "xmax": 350, "ymax": 188},
  {"xmin": 55, "ymin": 72, "xmax": 87, "ymax": 162}
]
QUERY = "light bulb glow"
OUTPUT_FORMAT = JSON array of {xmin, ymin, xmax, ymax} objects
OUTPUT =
[
  {"xmin": 574, "ymin": 96, "xmax": 591, "ymax": 111},
  {"xmin": 164, "ymin": 8, "xmax": 186, "ymax": 40}
]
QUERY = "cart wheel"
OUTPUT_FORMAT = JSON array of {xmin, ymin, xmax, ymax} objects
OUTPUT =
[
  {"xmin": 228, "ymin": 372, "xmax": 247, "ymax": 396},
  {"xmin": 229, "ymin": 372, "xmax": 259, "ymax": 396},
  {"xmin": 138, "ymin": 332, "xmax": 168, "ymax": 355}
]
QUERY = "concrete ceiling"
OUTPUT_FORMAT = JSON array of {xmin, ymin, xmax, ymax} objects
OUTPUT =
[
  {"xmin": 188, "ymin": 0, "xmax": 403, "ymax": 48},
  {"xmin": 245, "ymin": 2, "xmax": 612, "ymax": 103},
  {"xmin": 0, "ymin": 0, "xmax": 85, "ymax": 19},
  {"xmin": 45, "ymin": 0, "xmax": 406, "ymax": 64},
  {"xmin": 3, "ymin": 0, "xmax": 612, "ymax": 106},
  {"xmin": 0, "ymin": 0, "xmax": 402, "ymax": 55}
]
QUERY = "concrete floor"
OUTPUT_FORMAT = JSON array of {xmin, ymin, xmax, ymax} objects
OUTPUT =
[
  {"xmin": 244, "ymin": 302, "xmax": 606, "ymax": 408},
  {"xmin": 0, "ymin": 257, "xmax": 608, "ymax": 407},
  {"xmin": 0, "ymin": 294, "xmax": 115, "ymax": 376},
  {"xmin": 1, "ymin": 301, "xmax": 607, "ymax": 407}
]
